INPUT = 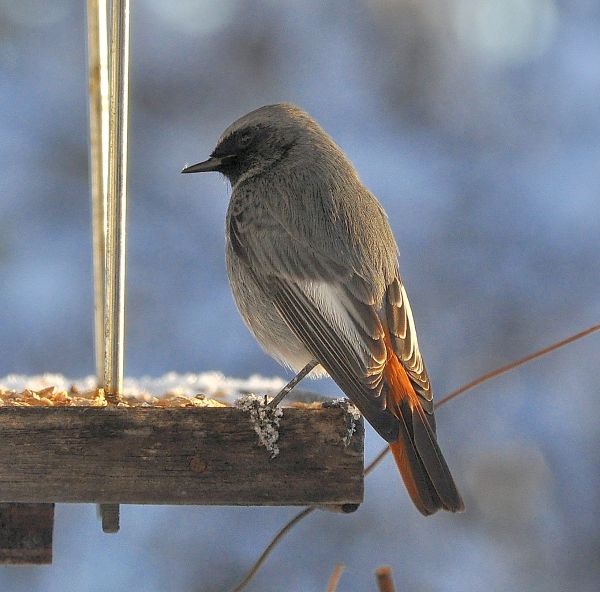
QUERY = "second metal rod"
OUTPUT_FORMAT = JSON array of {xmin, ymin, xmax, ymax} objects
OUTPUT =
[
  {"xmin": 104, "ymin": 0, "xmax": 130, "ymax": 400},
  {"xmin": 86, "ymin": 0, "xmax": 109, "ymax": 384}
]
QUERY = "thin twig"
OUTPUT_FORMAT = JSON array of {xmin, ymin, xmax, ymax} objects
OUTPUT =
[
  {"xmin": 229, "ymin": 507, "xmax": 315, "ymax": 592},
  {"xmin": 326, "ymin": 564, "xmax": 345, "ymax": 592},
  {"xmin": 365, "ymin": 446, "xmax": 389, "ymax": 477},
  {"xmin": 375, "ymin": 566, "xmax": 396, "ymax": 592},
  {"xmin": 228, "ymin": 323, "xmax": 600, "ymax": 592},
  {"xmin": 436, "ymin": 322, "xmax": 600, "ymax": 408}
]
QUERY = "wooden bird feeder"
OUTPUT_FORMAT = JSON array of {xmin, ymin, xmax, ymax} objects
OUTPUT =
[{"xmin": 0, "ymin": 0, "xmax": 364, "ymax": 564}]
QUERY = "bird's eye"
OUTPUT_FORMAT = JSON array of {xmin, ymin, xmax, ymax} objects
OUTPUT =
[{"xmin": 238, "ymin": 131, "xmax": 253, "ymax": 148}]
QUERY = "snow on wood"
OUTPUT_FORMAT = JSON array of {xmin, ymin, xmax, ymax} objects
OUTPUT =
[{"xmin": 0, "ymin": 372, "xmax": 288, "ymax": 405}]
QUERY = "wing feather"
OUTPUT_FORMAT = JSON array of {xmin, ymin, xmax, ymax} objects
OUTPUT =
[
  {"xmin": 385, "ymin": 277, "xmax": 434, "ymax": 417},
  {"xmin": 269, "ymin": 276, "xmax": 398, "ymax": 441},
  {"xmin": 228, "ymin": 191, "xmax": 431, "ymax": 440}
]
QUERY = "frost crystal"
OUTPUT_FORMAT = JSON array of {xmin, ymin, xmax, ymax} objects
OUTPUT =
[
  {"xmin": 324, "ymin": 398, "xmax": 362, "ymax": 446},
  {"xmin": 236, "ymin": 394, "xmax": 283, "ymax": 458}
]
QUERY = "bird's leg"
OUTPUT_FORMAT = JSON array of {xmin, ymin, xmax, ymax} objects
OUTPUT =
[{"xmin": 267, "ymin": 359, "xmax": 318, "ymax": 409}]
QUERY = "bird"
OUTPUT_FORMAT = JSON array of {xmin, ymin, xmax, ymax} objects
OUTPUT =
[{"xmin": 182, "ymin": 103, "xmax": 463, "ymax": 515}]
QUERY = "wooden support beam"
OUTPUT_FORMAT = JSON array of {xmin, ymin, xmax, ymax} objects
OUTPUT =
[
  {"xmin": 0, "ymin": 503, "xmax": 54, "ymax": 564},
  {"xmin": 0, "ymin": 407, "xmax": 363, "ymax": 506}
]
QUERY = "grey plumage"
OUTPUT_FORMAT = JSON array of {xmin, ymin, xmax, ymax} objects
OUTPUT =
[{"xmin": 183, "ymin": 103, "xmax": 463, "ymax": 514}]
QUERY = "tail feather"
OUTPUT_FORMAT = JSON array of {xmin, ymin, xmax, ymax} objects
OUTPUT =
[
  {"xmin": 411, "ymin": 402, "xmax": 464, "ymax": 512},
  {"xmin": 384, "ymin": 343, "xmax": 464, "ymax": 515},
  {"xmin": 389, "ymin": 410, "xmax": 441, "ymax": 516}
]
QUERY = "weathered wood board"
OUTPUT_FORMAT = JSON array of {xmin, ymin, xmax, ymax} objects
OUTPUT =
[
  {"xmin": 0, "ymin": 407, "xmax": 364, "ymax": 506},
  {"xmin": 0, "ymin": 503, "xmax": 54, "ymax": 564}
]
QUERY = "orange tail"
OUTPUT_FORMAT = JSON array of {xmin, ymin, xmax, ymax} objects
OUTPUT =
[{"xmin": 385, "ymin": 344, "xmax": 464, "ymax": 515}]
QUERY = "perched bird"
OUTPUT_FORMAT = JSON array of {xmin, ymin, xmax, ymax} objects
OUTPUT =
[{"xmin": 182, "ymin": 104, "xmax": 463, "ymax": 515}]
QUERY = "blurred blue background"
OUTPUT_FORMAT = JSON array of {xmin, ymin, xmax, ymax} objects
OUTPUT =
[{"xmin": 1, "ymin": 0, "xmax": 599, "ymax": 590}]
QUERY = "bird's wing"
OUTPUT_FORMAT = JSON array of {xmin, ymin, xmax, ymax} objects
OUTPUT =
[
  {"xmin": 385, "ymin": 277, "xmax": 434, "ymax": 416},
  {"xmin": 228, "ymin": 198, "xmax": 400, "ymax": 442}
]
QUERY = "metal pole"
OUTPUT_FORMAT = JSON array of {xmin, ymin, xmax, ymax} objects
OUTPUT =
[
  {"xmin": 87, "ymin": 0, "xmax": 124, "ymax": 534},
  {"xmin": 86, "ymin": 0, "xmax": 109, "ymax": 383},
  {"xmin": 104, "ymin": 0, "xmax": 130, "ymax": 401}
]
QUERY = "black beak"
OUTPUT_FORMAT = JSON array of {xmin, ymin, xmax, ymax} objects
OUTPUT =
[{"xmin": 181, "ymin": 155, "xmax": 228, "ymax": 174}]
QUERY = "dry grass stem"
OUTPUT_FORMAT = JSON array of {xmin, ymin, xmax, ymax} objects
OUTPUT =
[
  {"xmin": 375, "ymin": 566, "xmax": 396, "ymax": 592},
  {"xmin": 326, "ymin": 564, "xmax": 345, "ymax": 592}
]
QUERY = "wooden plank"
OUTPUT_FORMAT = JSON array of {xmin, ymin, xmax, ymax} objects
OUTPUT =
[
  {"xmin": 0, "ymin": 503, "xmax": 54, "ymax": 564},
  {"xmin": 0, "ymin": 407, "xmax": 363, "ymax": 505}
]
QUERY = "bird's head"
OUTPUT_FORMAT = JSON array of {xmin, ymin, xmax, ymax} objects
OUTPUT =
[{"xmin": 182, "ymin": 103, "xmax": 322, "ymax": 186}]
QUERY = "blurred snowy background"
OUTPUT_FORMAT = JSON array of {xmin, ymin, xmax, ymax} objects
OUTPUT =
[{"xmin": 1, "ymin": 0, "xmax": 599, "ymax": 590}]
